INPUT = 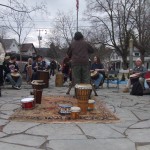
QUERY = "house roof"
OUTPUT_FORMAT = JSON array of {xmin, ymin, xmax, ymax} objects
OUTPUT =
[
  {"xmin": 2, "ymin": 39, "xmax": 18, "ymax": 50},
  {"xmin": 20, "ymin": 43, "xmax": 36, "ymax": 52}
]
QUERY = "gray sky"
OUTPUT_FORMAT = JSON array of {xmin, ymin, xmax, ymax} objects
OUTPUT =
[{"xmin": 0, "ymin": 0, "xmax": 87, "ymax": 47}]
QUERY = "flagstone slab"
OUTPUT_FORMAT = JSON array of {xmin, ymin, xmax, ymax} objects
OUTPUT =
[
  {"xmin": 0, "ymin": 132, "xmax": 7, "ymax": 138},
  {"xmin": 132, "ymin": 110, "xmax": 150, "ymax": 120},
  {"xmin": 48, "ymin": 134, "xmax": 87, "ymax": 140},
  {"xmin": 0, "ymin": 119, "xmax": 9, "ymax": 126},
  {"xmin": 26, "ymin": 124, "xmax": 82, "ymax": 136},
  {"xmin": 116, "ymin": 108, "xmax": 139, "ymax": 121},
  {"xmin": 3, "ymin": 121, "xmax": 40, "ymax": 134},
  {"xmin": 0, "ymin": 142, "xmax": 44, "ymax": 150},
  {"xmin": 130, "ymin": 120, "xmax": 150, "ymax": 129},
  {"xmin": 47, "ymin": 139, "xmax": 135, "ymax": 150},
  {"xmin": 0, "ymin": 104, "xmax": 20, "ymax": 111},
  {"xmin": 0, "ymin": 134, "xmax": 46, "ymax": 147},
  {"xmin": 137, "ymin": 145, "xmax": 150, "ymax": 150},
  {"xmin": 126, "ymin": 129, "xmax": 150, "ymax": 142},
  {"xmin": 77, "ymin": 124, "xmax": 124, "ymax": 139}
]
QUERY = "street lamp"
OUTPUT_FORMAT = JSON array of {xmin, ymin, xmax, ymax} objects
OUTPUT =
[{"xmin": 129, "ymin": 37, "xmax": 133, "ymax": 69}]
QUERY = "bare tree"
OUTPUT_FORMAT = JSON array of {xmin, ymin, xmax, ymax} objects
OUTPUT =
[
  {"xmin": 131, "ymin": 0, "xmax": 150, "ymax": 62},
  {"xmin": 46, "ymin": 10, "xmax": 76, "ymax": 48},
  {"xmin": 0, "ymin": 0, "xmax": 47, "ymax": 61},
  {"xmin": 85, "ymin": 0, "xmax": 137, "ymax": 69}
]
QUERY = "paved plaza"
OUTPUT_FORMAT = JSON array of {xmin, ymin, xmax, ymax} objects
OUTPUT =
[{"xmin": 0, "ymin": 76, "xmax": 150, "ymax": 150}]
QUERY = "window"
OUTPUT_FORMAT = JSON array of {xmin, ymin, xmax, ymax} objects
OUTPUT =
[{"xmin": 134, "ymin": 52, "xmax": 140, "ymax": 56}]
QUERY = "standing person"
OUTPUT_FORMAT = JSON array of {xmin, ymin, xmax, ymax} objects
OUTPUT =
[
  {"xmin": 90, "ymin": 56, "xmax": 105, "ymax": 89},
  {"xmin": 0, "ymin": 54, "xmax": 5, "ymax": 86},
  {"xmin": 67, "ymin": 32, "xmax": 94, "ymax": 84},
  {"xmin": 3, "ymin": 55, "xmax": 22, "ymax": 89},
  {"xmin": 62, "ymin": 54, "xmax": 72, "ymax": 83},
  {"xmin": 123, "ymin": 58, "xmax": 147, "ymax": 92},
  {"xmin": 32, "ymin": 55, "xmax": 46, "ymax": 80},
  {"xmin": 49, "ymin": 58, "xmax": 57, "ymax": 77}
]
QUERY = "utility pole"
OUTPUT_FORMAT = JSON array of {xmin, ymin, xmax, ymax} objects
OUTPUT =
[
  {"xmin": 37, "ymin": 29, "xmax": 43, "ymax": 50},
  {"xmin": 129, "ymin": 37, "xmax": 133, "ymax": 69}
]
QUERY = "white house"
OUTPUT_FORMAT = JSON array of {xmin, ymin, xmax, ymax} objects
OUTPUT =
[
  {"xmin": 2, "ymin": 39, "xmax": 19, "ymax": 54},
  {"xmin": 110, "ymin": 47, "xmax": 150, "ymax": 70},
  {"xmin": 0, "ymin": 41, "xmax": 5, "ymax": 64},
  {"xmin": 20, "ymin": 43, "xmax": 37, "ymax": 57}
]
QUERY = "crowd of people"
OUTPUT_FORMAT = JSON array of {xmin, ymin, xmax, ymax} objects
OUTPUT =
[{"xmin": 0, "ymin": 31, "xmax": 150, "ymax": 95}]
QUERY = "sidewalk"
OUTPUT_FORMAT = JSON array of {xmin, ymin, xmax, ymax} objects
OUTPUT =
[{"xmin": 0, "ymin": 76, "xmax": 150, "ymax": 150}]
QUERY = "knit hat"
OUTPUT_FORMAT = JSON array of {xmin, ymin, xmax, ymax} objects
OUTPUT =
[{"xmin": 136, "ymin": 58, "xmax": 142, "ymax": 62}]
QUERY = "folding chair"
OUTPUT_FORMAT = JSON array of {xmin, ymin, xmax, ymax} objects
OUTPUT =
[{"xmin": 106, "ymin": 70, "xmax": 119, "ymax": 89}]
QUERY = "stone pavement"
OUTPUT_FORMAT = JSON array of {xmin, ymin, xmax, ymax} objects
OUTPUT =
[{"xmin": 0, "ymin": 76, "xmax": 150, "ymax": 150}]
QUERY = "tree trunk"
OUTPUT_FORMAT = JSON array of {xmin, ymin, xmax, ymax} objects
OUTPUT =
[
  {"xmin": 122, "ymin": 56, "xmax": 128, "ymax": 69},
  {"xmin": 140, "ymin": 53, "xmax": 145, "ymax": 64}
]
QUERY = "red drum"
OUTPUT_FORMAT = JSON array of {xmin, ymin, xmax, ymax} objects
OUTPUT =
[{"xmin": 21, "ymin": 98, "xmax": 35, "ymax": 110}]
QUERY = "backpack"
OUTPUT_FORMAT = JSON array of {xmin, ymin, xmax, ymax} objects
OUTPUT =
[{"xmin": 130, "ymin": 81, "xmax": 143, "ymax": 96}]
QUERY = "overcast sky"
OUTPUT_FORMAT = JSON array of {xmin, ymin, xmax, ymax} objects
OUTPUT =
[{"xmin": 0, "ymin": 0, "xmax": 87, "ymax": 47}]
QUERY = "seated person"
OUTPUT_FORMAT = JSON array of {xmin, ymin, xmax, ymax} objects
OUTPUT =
[
  {"xmin": 24, "ymin": 58, "xmax": 33, "ymax": 83},
  {"xmin": 62, "ymin": 54, "xmax": 72, "ymax": 83},
  {"xmin": 123, "ymin": 58, "xmax": 147, "ymax": 92},
  {"xmin": 3, "ymin": 55, "xmax": 22, "ymax": 89},
  {"xmin": 90, "ymin": 56, "xmax": 105, "ymax": 89},
  {"xmin": 32, "ymin": 55, "xmax": 47, "ymax": 80}
]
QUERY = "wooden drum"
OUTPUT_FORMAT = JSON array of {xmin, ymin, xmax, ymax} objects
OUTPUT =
[
  {"xmin": 70, "ymin": 107, "xmax": 81, "ymax": 119},
  {"xmin": 88, "ymin": 99, "xmax": 95, "ymax": 111},
  {"xmin": 21, "ymin": 98, "xmax": 35, "ymax": 110},
  {"xmin": 55, "ymin": 72, "xmax": 64, "ymax": 87},
  {"xmin": 37, "ymin": 70, "xmax": 49, "ymax": 88},
  {"xmin": 11, "ymin": 72, "xmax": 20, "ymax": 81},
  {"xmin": 75, "ymin": 84, "xmax": 92, "ymax": 114}
]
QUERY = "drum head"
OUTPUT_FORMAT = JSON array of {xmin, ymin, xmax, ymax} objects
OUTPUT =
[
  {"xmin": 130, "ymin": 74, "xmax": 138, "ymax": 78},
  {"xmin": 75, "ymin": 84, "xmax": 92, "ymax": 89},
  {"xmin": 11, "ymin": 72, "xmax": 20, "ymax": 77},
  {"xmin": 21, "ymin": 98, "xmax": 34, "ymax": 103}
]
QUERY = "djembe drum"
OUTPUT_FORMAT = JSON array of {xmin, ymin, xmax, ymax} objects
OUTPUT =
[
  {"xmin": 91, "ymin": 71, "xmax": 99, "ymax": 80},
  {"xmin": 31, "ymin": 80, "xmax": 45, "ymax": 104},
  {"xmin": 130, "ymin": 73, "xmax": 140, "ymax": 85},
  {"xmin": 75, "ymin": 84, "xmax": 92, "ymax": 114},
  {"xmin": 11, "ymin": 72, "xmax": 20, "ymax": 82}
]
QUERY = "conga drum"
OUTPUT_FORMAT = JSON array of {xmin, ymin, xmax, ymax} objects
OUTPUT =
[
  {"xmin": 37, "ymin": 70, "xmax": 49, "ymax": 88},
  {"xmin": 55, "ymin": 72, "xmax": 64, "ymax": 87},
  {"xmin": 11, "ymin": 72, "xmax": 20, "ymax": 82},
  {"xmin": 75, "ymin": 84, "xmax": 92, "ymax": 114},
  {"xmin": 21, "ymin": 98, "xmax": 35, "ymax": 110}
]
